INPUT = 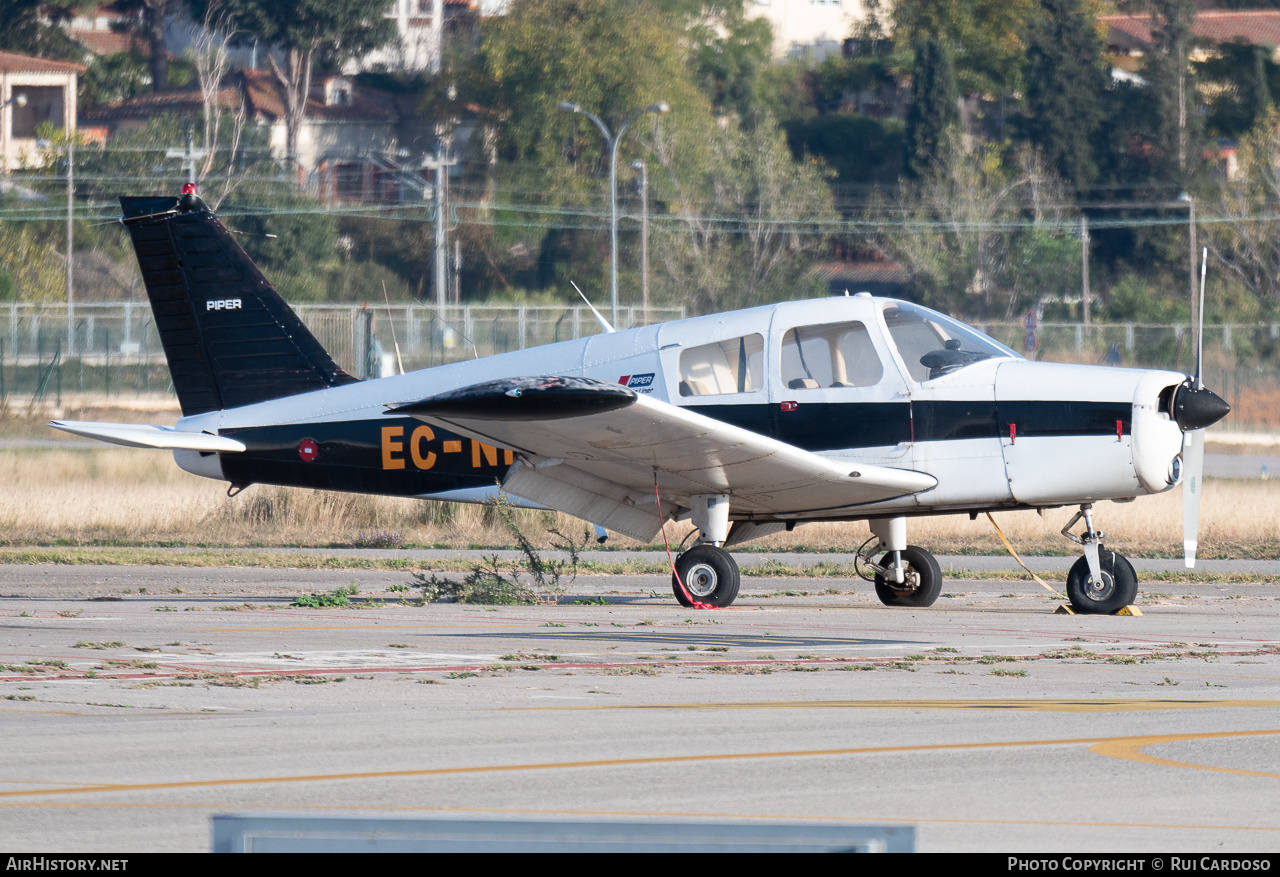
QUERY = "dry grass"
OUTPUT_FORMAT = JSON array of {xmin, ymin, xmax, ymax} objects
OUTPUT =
[{"xmin": 2, "ymin": 443, "xmax": 1279, "ymax": 557}]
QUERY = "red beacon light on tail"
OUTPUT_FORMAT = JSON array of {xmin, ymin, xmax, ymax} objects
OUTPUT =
[{"xmin": 181, "ymin": 183, "xmax": 198, "ymax": 195}]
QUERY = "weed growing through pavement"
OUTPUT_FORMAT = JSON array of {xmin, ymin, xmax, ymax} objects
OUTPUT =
[
  {"xmin": 292, "ymin": 583, "xmax": 360, "ymax": 608},
  {"xmin": 410, "ymin": 491, "xmax": 585, "ymax": 605}
]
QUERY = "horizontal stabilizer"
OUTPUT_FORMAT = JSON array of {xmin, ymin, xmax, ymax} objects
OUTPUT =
[{"xmin": 48, "ymin": 420, "xmax": 247, "ymax": 453}]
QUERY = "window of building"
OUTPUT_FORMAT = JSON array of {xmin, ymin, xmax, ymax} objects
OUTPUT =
[
  {"xmin": 678, "ymin": 334, "xmax": 764, "ymax": 396},
  {"xmin": 10, "ymin": 86, "xmax": 63, "ymax": 139},
  {"xmin": 780, "ymin": 321, "xmax": 883, "ymax": 389}
]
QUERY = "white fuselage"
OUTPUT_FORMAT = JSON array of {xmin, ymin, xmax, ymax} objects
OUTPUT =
[{"xmin": 175, "ymin": 295, "xmax": 1190, "ymax": 522}]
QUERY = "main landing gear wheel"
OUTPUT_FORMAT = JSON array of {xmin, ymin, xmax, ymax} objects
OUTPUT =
[
  {"xmin": 874, "ymin": 545, "xmax": 943, "ymax": 608},
  {"xmin": 672, "ymin": 545, "xmax": 741, "ymax": 608},
  {"xmin": 1066, "ymin": 548, "xmax": 1137, "ymax": 615}
]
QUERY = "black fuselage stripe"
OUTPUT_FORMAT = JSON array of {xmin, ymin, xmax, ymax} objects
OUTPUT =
[
  {"xmin": 217, "ymin": 400, "xmax": 1133, "ymax": 496},
  {"xmin": 689, "ymin": 400, "xmax": 1131, "ymax": 452}
]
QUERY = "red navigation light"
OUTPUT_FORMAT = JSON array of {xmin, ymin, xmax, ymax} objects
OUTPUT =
[{"xmin": 182, "ymin": 182, "xmax": 198, "ymax": 195}]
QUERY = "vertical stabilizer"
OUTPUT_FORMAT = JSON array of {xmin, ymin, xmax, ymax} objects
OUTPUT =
[{"xmin": 119, "ymin": 193, "xmax": 358, "ymax": 416}]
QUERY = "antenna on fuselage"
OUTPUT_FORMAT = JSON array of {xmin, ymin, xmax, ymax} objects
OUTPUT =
[{"xmin": 570, "ymin": 281, "xmax": 615, "ymax": 334}]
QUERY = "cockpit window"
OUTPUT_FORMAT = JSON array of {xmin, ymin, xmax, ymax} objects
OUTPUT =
[
  {"xmin": 882, "ymin": 301, "xmax": 1019, "ymax": 382},
  {"xmin": 678, "ymin": 333, "xmax": 764, "ymax": 396},
  {"xmin": 780, "ymin": 322, "xmax": 883, "ymax": 389}
]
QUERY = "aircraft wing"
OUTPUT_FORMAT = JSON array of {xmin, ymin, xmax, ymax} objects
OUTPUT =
[
  {"xmin": 47, "ymin": 421, "xmax": 247, "ymax": 453},
  {"xmin": 388, "ymin": 376, "xmax": 936, "ymax": 541}
]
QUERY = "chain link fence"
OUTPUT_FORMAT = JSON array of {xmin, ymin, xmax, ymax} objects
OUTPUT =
[
  {"xmin": 2, "ymin": 302, "xmax": 1275, "ymax": 431},
  {"xmin": 0, "ymin": 302, "xmax": 686, "ymax": 409}
]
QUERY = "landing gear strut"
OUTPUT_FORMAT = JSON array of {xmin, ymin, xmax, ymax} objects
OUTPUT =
[
  {"xmin": 858, "ymin": 517, "xmax": 943, "ymax": 608},
  {"xmin": 670, "ymin": 494, "xmax": 741, "ymax": 608},
  {"xmin": 1061, "ymin": 504, "xmax": 1138, "ymax": 614}
]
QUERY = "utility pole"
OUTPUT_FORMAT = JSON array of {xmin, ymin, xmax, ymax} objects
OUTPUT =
[
  {"xmin": 422, "ymin": 146, "xmax": 458, "ymax": 309},
  {"xmin": 1180, "ymin": 193, "xmax": 1197, "ymax": 343},
  {"xmin": 632, "ymin": 159, "xmax": 649, "ymax": 325},
  {"xmin": 66, "ymin": 133, "xmax": 73, "ymax": 356},
  {"xmin": 165, "ymin": 125, "xmax": 209, "ymax": 186},
  {"xmin": 1080, "ymin": 215, "xmax": 1090, "ymax": 328}
]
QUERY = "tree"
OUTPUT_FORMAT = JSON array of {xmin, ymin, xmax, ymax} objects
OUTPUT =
[
  {"xmin": 657, "ymin": 118, "xmax": 836, "ymax": 313},
  {"xmin": 892, "ymin": 0, "xmax": 1036, "ymax": 97},
  {"xmin": 1143, "ymin": 0, "xmax": 1201, "ymax": 180},
  {"xmin": 876, "ymin": 137, "xmax": 1075, "ymax": 320},
  {"xmin": 110, "ymin": 0, "xmax": 182, "ymax": 91},
  {"xmin": 1020, "ymin": 0, "xmax": 1109, "ymax": 189},
  {"xmin": 1205, "ymin": 113, "xmax": 1280, "ymax": 311},
  {"xmin": 904, "ymin": 38, "xmax": 960, "ymax": 180},
  {"xmin": 1198, "ymin": 40, "xmax": 1278, "ymax": 139},
  {"xmin": 686, "ymin": 1, "xmax": 773, "ymax": 124},
  {"xmin": 0, "ymin": 1, "xmax": 95, "ymax": 60},
  {"xmin": 193, "ymin": 0, "xmax": 395, "ymax": 168},
  {"xmin": 460, "ymin": 0, "xmax": 716, "ymax": 296}
]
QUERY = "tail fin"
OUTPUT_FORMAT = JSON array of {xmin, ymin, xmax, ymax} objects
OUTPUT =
[{"xmin": 120, "ymin": 193, "xmax": 358, "ymax": 416}]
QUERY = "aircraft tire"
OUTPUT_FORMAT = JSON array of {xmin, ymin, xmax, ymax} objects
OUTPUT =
[
  {"xmin": 1066, "ymin": 549, "xmax": 1137, "ymax": 614},
  {"xmin": 874, "ymin": 546, "xmax": 942, "ymax": 608},
  {"xmin": 671, "ymin": 545, "xmax": 740, "ymax": 608}
]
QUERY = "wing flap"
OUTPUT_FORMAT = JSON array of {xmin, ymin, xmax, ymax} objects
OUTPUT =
[{"xmin": 48, "ymin": 420, "xmax": 247, "ymax": 453}]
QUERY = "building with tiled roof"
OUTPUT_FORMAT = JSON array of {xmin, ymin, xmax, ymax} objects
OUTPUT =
[
  {"xmin": 1101, "ymin": 9, "xmax": 1280, "ymax": 58},
  {"xmin": 81, "ymin": 69, "xmax": 443, "ymax": 200},
  {"xmin": 1, "ymin": 51, "xmax": 86, "ymax": 172}
]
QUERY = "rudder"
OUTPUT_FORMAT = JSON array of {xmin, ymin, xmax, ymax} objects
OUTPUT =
[{"xmin": 120, "ymin": 192, "xmax": 357, "ymax": 416}]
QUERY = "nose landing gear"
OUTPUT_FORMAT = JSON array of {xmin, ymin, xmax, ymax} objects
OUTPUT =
[{"xmin": 1062, "ymin": 504, "xmax": 1138, "ymax": 614}]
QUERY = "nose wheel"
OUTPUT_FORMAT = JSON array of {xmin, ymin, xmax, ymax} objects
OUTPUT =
[
  {"xmin": 1062, "ymin": 505, "xmax": 1139, "ymax": 614},
  {"xmin": 1066, "ymin": 550, "xmax": 1137, "ymax": 614},
  {"xmin": 672, "ymin": 544, "xmax": 741, "ymax": 608}
]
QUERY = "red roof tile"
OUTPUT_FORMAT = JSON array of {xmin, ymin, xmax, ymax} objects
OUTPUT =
[
  {"xmin": 83, "ymin": 72, "xmax": 401, "ymax": 125},
  {"xmin": 1101, "ymin": 10, "xmax": 1280, "ymax": 49},
  {"xmin": 66, "ymin": 28, "xmax": 148, "ymax": 57},
  {"xmin": 0, "ymin": 50, "xmax": 87, "ymax": 74}
]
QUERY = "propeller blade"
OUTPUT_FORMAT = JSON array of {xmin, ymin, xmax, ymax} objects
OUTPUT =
[{"xmin": 1182, "ymin": 427, "xmax": 1205, "ymax": 568}]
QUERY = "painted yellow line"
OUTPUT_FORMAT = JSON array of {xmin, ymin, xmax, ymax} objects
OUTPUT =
[
  {"xmin": 514, "ymin": 698, "xmax": 1280, "ymax": 714},
  {"xmin": 199, "ymin": 625, "xmax": 528, "ymax": 631},
  {"xmin": 4, "ymin": 729, "xmax": 1279, "ymax": 801},
  {"xmin": 0, "ymin": 800, "xmax": 1276, "ymax": 834},
  {"xmin": 1092, "ymin": 732, "xmax": 1280, "ymax": 779}
]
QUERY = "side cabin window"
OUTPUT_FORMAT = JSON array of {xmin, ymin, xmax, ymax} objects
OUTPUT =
[
  {"xmin": 780, "ymin": 321, "xmax": 883, "ymax": 390},
  {"xmin": 678, "ymin": 334, "xmax": 764, "ymax": 396}
]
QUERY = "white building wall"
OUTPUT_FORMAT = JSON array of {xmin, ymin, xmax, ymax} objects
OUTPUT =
[
  {"xmin": 1, "ymin": 71, "xmax": 77, "ymax": 172},
  {"xmin": 746, "ymin": 0, "xmax": 877, "ymax": 61}
]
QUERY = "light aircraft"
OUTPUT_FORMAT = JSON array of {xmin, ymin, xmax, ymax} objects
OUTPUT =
[{"xmin": 51, "ymin": 191, "xmax": 1231, "ymax": 613}]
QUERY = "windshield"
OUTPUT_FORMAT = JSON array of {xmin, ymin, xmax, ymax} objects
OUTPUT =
[{"xmin": 881, "ymin": 301, "xmax": 1020, "ymax": 382}]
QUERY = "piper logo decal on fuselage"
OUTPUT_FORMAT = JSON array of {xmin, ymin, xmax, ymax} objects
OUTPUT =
[
  {"xmin": 380, "ymin": 426, "xmax": 514, "ymax": 471},
  {"xmin": 619, "ymin": 373, "xmax": 655, "ymax": 394},
  {"xmin": 207, "ymin": 298, "xmax": 242, "ymax": 311}
]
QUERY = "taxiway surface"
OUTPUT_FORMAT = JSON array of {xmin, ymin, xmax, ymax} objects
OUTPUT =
[{"xmin": 2, "ymin": 563, "xmax": 1278, "ymax": 852}]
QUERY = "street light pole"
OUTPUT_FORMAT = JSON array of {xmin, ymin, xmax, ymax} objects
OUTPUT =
[{"xmin": 559, "ymin": 100, "xmax": 667, "ymax": 327}]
